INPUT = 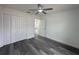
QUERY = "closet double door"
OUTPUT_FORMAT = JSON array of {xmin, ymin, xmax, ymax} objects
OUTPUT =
[{"xmin": 0, "ymin": 13, "xmax": 27, "ymax": 47}]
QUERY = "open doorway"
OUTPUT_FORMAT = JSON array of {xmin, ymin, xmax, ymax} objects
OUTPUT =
[{"xmin": 34, "ymin": 18, "xmax": 41, "ymax": 38}]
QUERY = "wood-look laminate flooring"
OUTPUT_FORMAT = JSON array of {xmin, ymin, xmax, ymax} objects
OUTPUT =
[{"xmin": 0, "ymin": 36, "xmax": 77, "ymax": 55}]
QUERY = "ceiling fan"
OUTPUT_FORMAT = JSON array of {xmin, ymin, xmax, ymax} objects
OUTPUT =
[{"xmin": 27, "ymin": 4, "xmax": 53, "ymax": 14}]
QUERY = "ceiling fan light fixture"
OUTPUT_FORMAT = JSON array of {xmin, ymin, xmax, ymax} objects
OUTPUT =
[
  {"xmin": 38, "ymin": 9, "xmax": 43, "ymax": 12},
  {"xmin": 27, "ymin": 4, "xmax": 53, "ymax": 14}
]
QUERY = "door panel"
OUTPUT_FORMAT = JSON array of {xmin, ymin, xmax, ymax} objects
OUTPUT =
[
  {"xmin": 11, "ymin": 15, "xmax": 27, "ymax": 43},
  {"xmin": 0, "ymin": 13, "xmax": 3, "ymax": 47},
  {"xmin": 3, "ymin": 13, "xmax": 11, "ymax": 45}
]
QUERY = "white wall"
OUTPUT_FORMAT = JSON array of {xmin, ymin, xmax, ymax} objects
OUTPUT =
[
  {"xmin": 0, "ymin": 6, "xmax": 35, "ymax": 47},
  {"xmin": 39, "ymin": 8, "xmax": 79, "ymax": 49}
]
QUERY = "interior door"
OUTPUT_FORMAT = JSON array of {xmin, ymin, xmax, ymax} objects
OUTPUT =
[
  {"xmin": 11, "ymin": 15, "xmax": 27, "ymax": 43},
  {"xmin": 0, "ymin": 13, "xmax": 3, "ymax": 47},
  {"xmin": 3, "ymin": 13, "xmax": 11, "ymax": 45}
]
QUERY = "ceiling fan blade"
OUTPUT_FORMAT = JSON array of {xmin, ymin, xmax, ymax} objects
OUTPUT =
[
  {"xmin": 27, "ymin": 11, "xmax": 31, "ymax": 13},
  {"xmin": 29, "ymin": 9, "xmax": 37, "ymax": 11},
  {"xmin": 42, "ymin": 11, "xmax": 46, "ymax": 14},
  {"xmin": 35, "ymin": 12, "xmax": 39, "ymax": 14},
  {"xmin": 43, "ymin": 8, "xmax": 53, "ymax": 10}
]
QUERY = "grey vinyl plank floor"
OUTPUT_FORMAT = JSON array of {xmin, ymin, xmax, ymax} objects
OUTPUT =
[{"xmin": 0, "ymin": 36, "xmax": 76, "ymax": 55}]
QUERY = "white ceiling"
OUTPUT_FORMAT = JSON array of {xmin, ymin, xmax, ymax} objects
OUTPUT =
[{"xmin": 0, "ymin": 4, "xmax": 79, "ymax": 13}]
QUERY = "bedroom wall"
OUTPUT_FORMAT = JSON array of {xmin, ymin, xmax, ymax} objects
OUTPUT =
[
  {"xmin": 0, "ymin": 6, "xmax": 35, "ymax": 47},
  {"xmin": 39, "ymin": 8, "xmax": 79, "ymax": 49}
]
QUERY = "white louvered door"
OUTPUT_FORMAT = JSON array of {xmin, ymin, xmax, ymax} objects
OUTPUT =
[
  {"xmin": 0, "ymin": 13, "xmax": 3, "ymax": 47},
  {"xmin": 3, "ymin": 13, "xmax": 11, "ymax": 45},
  {"xmin": 11, "ymin": 15, "xmax": 27, "ymax": 43}
]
